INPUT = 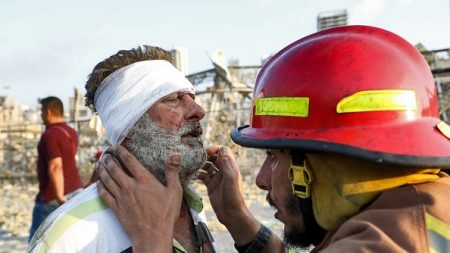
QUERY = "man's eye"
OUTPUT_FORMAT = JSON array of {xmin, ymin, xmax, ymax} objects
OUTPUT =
[{"xmin": 163, "ymin": 97, "xmax": 180, "ymax": 104}]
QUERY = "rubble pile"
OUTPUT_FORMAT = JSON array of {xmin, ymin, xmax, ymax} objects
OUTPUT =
[{"xmin": 0, "ymin": 183, "xmax": 36, "ymax": 238}]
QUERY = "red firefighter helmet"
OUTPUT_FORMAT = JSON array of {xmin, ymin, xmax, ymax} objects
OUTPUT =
[{"xmin": 231, "ymin": 25, "xmax": 450, "ymax": 168}]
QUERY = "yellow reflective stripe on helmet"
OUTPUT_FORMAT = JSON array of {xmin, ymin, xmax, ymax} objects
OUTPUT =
[
  {"xmin": 337, "ymin": 90, "xmax": 417, "ymax": 113},
  {"xmin": 426, "ymin": 213, "xmax": 450, "ymax": 253},
  {"xmin": 255, "ymin": 97, "xmax": 309, "ymax": 117},
  {"xmin": 38, "ymin": 197, "xmax": 108, "ymax": 253},
  {"xmin": 437, "ymin": 121, "xmax": 450, "ymax": 139}
]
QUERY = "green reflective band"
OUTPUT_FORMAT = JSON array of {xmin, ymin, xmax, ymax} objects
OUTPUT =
[
  {"xmin": 38, "ymin": 197, "xmax": 108, "ymax": 253},
  {"xmin": 173, "ymin": 239, "xmax": 187, "ymax": 253},
  {"xmin": 337, "ymin": 90, "xmax": 417, "ymax": 113},
  {"xmin": 184, "ymin": 186, "xmax": 203, "ymax": 212},
  {"xmin": 426, "ymin": 213, "xmax": 450, "ymax": 253},
  {"xmin": 254, "ymin": 97, "xmax": 309, "ymax": 117}
]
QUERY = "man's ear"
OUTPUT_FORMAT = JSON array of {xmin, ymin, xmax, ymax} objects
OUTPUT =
[{"xmin": 46, "ymin": 109, "xmax": 53, "ymax": 117}]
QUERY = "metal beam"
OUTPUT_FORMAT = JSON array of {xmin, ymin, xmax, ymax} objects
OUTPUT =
[{"xmin": 432, "ymin": 67, "xmax": 450, "ymax": 76}]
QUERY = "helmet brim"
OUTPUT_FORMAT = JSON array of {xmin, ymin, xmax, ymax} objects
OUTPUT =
[{"xmin": 231, "ymin": 118, "xmax": 450, "ymax": 169}]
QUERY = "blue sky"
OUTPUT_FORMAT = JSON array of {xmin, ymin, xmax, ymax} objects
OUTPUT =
[{"xmin": 1, "ymin": 0, "xmax": 449, "ymax": 109}]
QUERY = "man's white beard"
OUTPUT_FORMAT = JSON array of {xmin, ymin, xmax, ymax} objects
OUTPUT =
[{"xmin": 127, "ymin": 114, "xmax": 206, "ymax": 186}]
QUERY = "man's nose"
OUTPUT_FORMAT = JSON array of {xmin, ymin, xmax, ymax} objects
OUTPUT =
[
  {"xmin": 256, "ymin": 162, "xmax": 271, "ymax": 191},
  {"xmin": 182, "ymin": 95, "xmax": 205, "ymax": 121}
]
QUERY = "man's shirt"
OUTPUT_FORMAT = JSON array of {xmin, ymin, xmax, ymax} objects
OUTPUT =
[{"xmin": 28, "ymin": 183, "xmax": 217, "ymax": 253}]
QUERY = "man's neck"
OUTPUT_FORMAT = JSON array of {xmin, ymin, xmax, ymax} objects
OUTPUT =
[
  {"xmin": 173, "ymin": 200, "xmax": 200, "ymax": 253},
  {"xmin": 47, "ymin": 118, "xmax": 65, "ymax": 126}
]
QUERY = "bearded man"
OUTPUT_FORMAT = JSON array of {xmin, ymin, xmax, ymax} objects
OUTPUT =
[{"xmin": 28, "ymin": 45, "xmax": 218, "ymax": 253}]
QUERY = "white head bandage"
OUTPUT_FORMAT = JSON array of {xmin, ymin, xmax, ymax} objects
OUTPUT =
[{"xmin": 94, "ymin": 60, "xmax": 194, "ymax": 145}]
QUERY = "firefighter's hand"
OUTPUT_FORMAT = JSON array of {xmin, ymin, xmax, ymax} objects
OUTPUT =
[
  {"xmin": 197, "ymin": 145, "xmax": 260, "ymax": 246},
  {"xmin": 96, "ymin": 145, "xmax": 182, "ymax": 253}
]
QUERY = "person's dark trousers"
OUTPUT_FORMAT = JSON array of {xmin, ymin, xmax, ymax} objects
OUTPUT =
[{"xmin": 28, "ymin": 198, "xmax": 59, "ymax": 242}]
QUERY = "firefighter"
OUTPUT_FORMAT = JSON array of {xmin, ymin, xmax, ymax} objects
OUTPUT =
[{"xmin": 96, "ymin": 25, "xmax": 450, "ymax": 252}]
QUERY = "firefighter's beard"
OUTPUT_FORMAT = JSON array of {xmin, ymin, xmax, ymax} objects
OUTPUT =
[
  {"xmin": 267, "ymin": 194, "xmax": 326, "ymax": 248},
  {"xmin": 127, "ymin": 115, "xmax": 206, "ymax": 187}
]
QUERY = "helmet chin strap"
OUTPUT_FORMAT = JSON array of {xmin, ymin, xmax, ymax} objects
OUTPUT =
[{"xmin": 289, "ymin": 153, "xmax": 313, "ymax": 199}]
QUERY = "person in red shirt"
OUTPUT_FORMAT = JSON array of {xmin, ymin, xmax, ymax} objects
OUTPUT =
[{"xmin": 29, "ymin": 96, "xmax": 83, "ymax": 241}]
